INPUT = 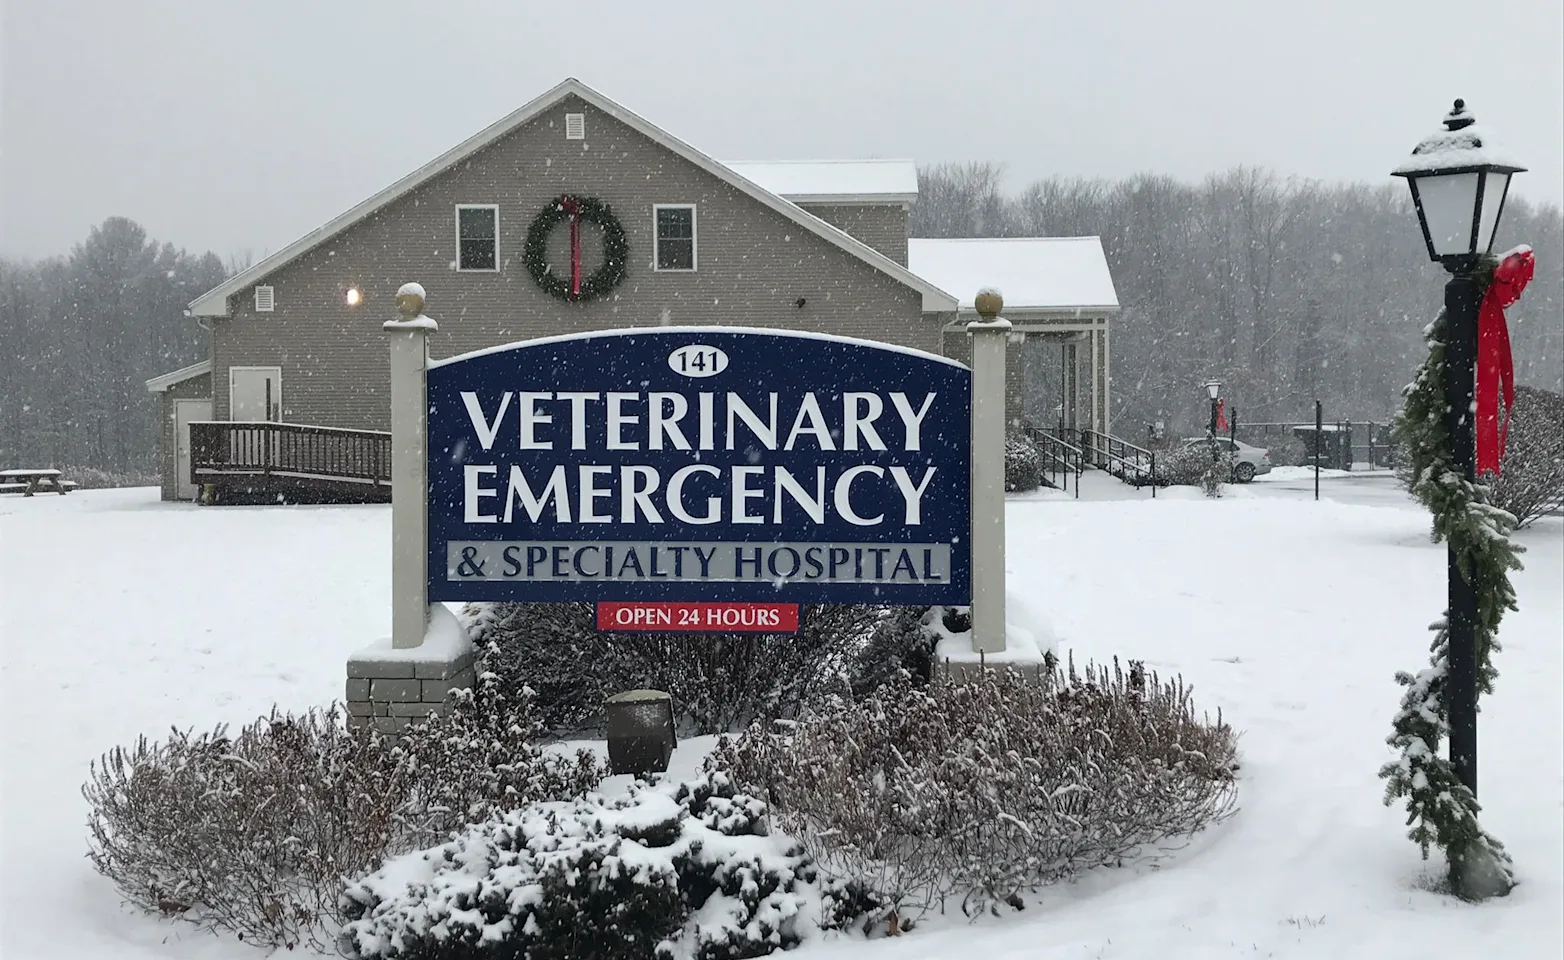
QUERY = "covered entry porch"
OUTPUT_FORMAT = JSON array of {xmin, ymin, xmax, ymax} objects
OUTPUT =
[{"xmin": 909, "ymin": 237, "xmax": 1119, "ymax": 437}]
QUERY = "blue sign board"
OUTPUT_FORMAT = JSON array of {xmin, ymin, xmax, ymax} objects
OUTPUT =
[{"xmin": 426, "ymin": 327, "xmax": 971, "ymax": 605}]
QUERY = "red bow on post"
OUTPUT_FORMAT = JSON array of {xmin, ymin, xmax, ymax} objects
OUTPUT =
[
  {"xmin": 1476, "ymin": 247, "xmax": 1534, "ymax": 476},
  {"xmin": 560, "ymin": 196, "xmax": 583, "ymax": 298},
  {"xmin": 1215, "ymin": 398, "xmax": 1229, "ymax": 432}
]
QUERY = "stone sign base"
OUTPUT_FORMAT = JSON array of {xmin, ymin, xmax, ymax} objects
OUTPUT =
[{"xmin": 346, "ymin": 604, "xmax": 476, "ymax": 735}]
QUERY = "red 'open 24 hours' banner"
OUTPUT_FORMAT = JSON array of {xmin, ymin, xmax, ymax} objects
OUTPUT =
[{"xmin": 596, "ymin": 602, "xmax": 800, "ymax": 634}]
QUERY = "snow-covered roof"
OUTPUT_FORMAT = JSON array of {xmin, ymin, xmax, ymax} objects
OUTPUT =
[
  {"xmin": 186, "ymin": 80, "xmax": 956, "ymax": 317},
  {"xmin": 906, "ymin": 238, "xmax": 1119, "ymax": 314},
  {"xmin": 144, "ymin": 360, "xmax": 212, "ymax": 393},
  {"xmin": 722, "ymin": 160, "xmax": 918, "ymax": 204}
]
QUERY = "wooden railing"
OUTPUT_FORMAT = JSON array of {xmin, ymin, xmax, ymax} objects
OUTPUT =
[{"xmin": 189, "ymin": 421, "xmax": 392, "ymax": 489}]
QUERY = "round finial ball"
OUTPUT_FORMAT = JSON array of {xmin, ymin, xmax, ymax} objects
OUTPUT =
[
  {"xmin": 974, "ymin": 288, "xmax": 1004, "ymax": 321},
  {"xmin": 395, "ymin": 281, "xmax": 426, "ymax": 318},
  {"xmin": 1453, "ymin": 98, "xmax": 1466, "ymax": 112}
]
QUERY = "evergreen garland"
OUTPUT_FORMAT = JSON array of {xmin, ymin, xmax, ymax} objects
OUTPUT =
[
  {"xmin": 1380, "ymin": 270, "xmax": 1524, "ymax": 897},
  {"xmin": 522, "ymin": 195, "xmax": 628, "ymax": 302}
]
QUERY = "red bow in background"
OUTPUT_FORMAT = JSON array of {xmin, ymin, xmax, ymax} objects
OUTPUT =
[{"xmin": 1476, "ymin": 247, "xmax": 1534, "ymax": 476}]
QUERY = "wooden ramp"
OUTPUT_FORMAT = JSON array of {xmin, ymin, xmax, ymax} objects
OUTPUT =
[{"xmin": 189, "ymin": 421, "xmax": 392, "ymax": 503}]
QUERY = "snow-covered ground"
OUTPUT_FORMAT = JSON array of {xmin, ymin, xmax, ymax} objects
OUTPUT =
[{"xmin": 2, "ymin": 485, "xmax": 1560, "ymax": 959}]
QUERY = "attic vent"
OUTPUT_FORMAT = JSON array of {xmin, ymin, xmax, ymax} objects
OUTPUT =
[
  {"xmin": 253, "ymin": 285, "xmax": 275, "ymax": 312},
  {"xmin": 565, "ymin": 113, "xmax": 585, "ymax": 140}
]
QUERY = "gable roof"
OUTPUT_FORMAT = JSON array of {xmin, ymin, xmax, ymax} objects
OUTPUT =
[
  {"xmin": 188, "ymin": 79, "xmax": 956, "ymax": 317},
  {"xmin": 722, "ymin": 160, "xmax": 918, "ymax": 205},
  {"xmin": 144, "ymin": 360, "xmax": 212, "ymax": 393},
  {"xmin": 907, "ymin": 238, "xmax": 1120, "ymax": 314}
]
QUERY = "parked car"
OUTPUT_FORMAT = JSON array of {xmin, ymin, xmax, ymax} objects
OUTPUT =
[{"xmin": 1179, "ymin": 437, "xmax": 1273, "ymax": 482}]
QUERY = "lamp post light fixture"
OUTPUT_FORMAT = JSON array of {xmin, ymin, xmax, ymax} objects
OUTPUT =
[
  {"xmin": 1394, "ymin": 99, "xmax": 1525, "ymax": 274},
  {"xmin": 1392, "ymin": 99, "xmax": 1525, "ymax": 810},
  {"xmin": 1203, "ymin": 379, "xmax": 1223, "ymax": 469}
]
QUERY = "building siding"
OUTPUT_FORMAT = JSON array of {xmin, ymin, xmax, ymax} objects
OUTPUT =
[
  {"xmin": 941, "ymin": 321, "xmax": 1023, "ymax": 425},
  {"xmin": 212, "ymin": 95, "xmax": 933, "ymax": 430},
  {"xmin": 157, "ymin": 372, "xmax": 212, "ymax": 500},
  {"xmin": 797, "ymin": 203, "xmax": 908, "ymax": 265}
]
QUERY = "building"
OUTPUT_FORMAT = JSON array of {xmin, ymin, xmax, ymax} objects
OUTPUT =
[{"xmin": 145, "ymin": 78, "xmax": 1119, "ymax": 501}]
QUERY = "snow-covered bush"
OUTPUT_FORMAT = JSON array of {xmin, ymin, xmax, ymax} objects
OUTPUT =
[
  {"xmin": 1263, "ymin": 434, "xmax": 1308, "ymax": 467},
  {"xmin": 338, "ymin": 772, "xmax": 875, "ymax": 960},
  {"xmin": 711, "ymin": 656, "xmax": 1238, "ymax": 922},
  {"xmin": 1155, "ymin": 442, "xmax": 1234, "ymax": 494},
  {"xmin": 470, "ymin": 602, "xmax": 935, "ymax": 735},
  {"xmin": 1396, "ymin": 385, "xmax": 1564, "ymax": 529},
  {"xmin": 1004, "ymin": 431, "xmax": 1045, "ymax": 492},
  {"xmin": 1486, "ymin": 385, "xmax": 1564, "ymax": 528},
  {"xmin": 82, "ymin": 685, "xmax": 603, "ymax": 951},
  {"xmin": 393, "ymin": 672, "xmax": 605, "ymax": 842},
  {"xmin": 84, "ymin": 707, "xmax": 414, "ymax": 951}
]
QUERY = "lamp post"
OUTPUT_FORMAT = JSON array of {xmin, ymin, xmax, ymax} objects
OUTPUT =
[
  {"xmin": 1203, "ymin": 378, "xmax": 1222, "ymax": 469},
  {"xmin": 1392, "ymin": 99, "xmax": 1525, "ymax": 801}
]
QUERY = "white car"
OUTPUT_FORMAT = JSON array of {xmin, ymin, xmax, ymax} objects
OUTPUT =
[{"xmin": 1179, "ymin": 437, "xmax": 1273, "ymax": 482}]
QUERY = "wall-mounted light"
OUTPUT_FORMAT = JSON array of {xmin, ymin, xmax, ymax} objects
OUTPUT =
[{"xmin": 346, "ymin": 287, "xmax": 363, "ymax": 307}]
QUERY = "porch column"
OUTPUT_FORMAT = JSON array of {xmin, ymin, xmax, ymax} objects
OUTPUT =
[
  {"xmin": 1101, "ymin": 321, "xmax": 1112, "ymax": 436},
  {"xmin": 1063, "ymin": 342, "xmax": 1079, "ymax": 433},
  {"xmin": 1090, "ymin": 326, "xmax": 1101, "ymax": 438}
]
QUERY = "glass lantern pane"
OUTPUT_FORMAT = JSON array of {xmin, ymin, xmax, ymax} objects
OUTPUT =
[
  {"xmin": 1415, "ymin": 172, "xmax": 1480, "ymax": 256},
  {"xmin": 1476, "ymin": 172, "xmax": 1511, "ymax": 254}
]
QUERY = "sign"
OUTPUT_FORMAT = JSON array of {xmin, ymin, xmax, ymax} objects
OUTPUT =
[
  {"xmin": 426, "ymin": 327, "xmax": 971, "ymax": 605},
  {"xmin": 596, "ymin": 601, "xmax": 800, "ymax": 633}
]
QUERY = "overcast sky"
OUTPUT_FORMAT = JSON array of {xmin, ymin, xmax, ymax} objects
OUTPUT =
[{"xmin": 2, "ymin": 0, "xmax": 1560, "ymax": 261}]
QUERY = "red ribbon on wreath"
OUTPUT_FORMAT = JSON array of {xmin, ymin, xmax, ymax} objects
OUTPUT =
[
  {"xmin": 560, "ymin": 196, "xmax": 583, "ymax": 297},
  {"xmin": 1476, "ymin": 246, "xmax": 1534, "ymax": 476}
]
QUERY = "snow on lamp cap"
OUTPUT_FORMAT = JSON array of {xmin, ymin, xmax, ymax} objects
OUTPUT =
[{"xmin": 1392, "ymin": 99, "xmax": 1527, "ymax": 177}]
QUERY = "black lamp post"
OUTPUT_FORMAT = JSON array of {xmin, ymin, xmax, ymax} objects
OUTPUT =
[
  {"xmin": 1203, "ymin": 378, "xmax": 1222, "ymax": 467},
  {"xmin": 1392, "ymin": 99, "xmax": 1525, "ymax": 801}
]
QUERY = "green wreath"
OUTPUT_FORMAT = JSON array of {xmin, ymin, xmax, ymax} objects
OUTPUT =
[{"xmin": 523, "ymin": 195, "xmax": 628, "ymax": 302}]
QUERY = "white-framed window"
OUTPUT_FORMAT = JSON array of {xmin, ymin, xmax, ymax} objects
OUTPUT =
[
  {"xmin": 253, "ymin": 285, "xmax": 275, "ymax": 312},
  {"xmin": 653, "ymin": 204, "xmax": 697, "ymax": 272},
  {"xmin": 455, "ymin": 204, "xmax": 499, "ymax": 272}
]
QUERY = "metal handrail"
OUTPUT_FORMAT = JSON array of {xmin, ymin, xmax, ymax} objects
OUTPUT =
[
  {"xmin": 1025, "ymin": 426, "xmax": 1082, "ymax": 498},
  {"xmin": 1080, "ymin": 429, "xmax": 1159, "ymax": 492}
]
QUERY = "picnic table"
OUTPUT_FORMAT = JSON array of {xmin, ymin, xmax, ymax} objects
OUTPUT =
[{"xmin": 0, "ymin": 468, "xmax": 78, "ymax": 496}]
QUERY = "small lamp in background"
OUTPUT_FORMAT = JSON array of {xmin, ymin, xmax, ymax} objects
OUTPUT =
[
  {"xmin": 604, "ymin": 689, "xmax": 677, "ymax": 776},
  {"xmin": 346, "ymin": 286, "xmax": 363, "ymax": 307},
  {"xmin": 1203, "ymin": 379, "xmax": 1223, "ymax": 468}
]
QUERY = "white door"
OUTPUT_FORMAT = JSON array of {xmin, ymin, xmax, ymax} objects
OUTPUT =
[
  {"xmin": 229, "ymin": 367, "xmax": 282, "ymax": 467},
  {"xmin": 173, "ymin": 399, "xmax": 212, "ymax": 500},
  {"xmin": 230, "ymin": 367, "xmax": 282, "ymax": 422}
]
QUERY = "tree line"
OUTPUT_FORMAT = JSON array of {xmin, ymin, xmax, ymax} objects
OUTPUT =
[
  {"xmin": 912, "ymin": 163, "xmax": 1563, "ymax": 438},
  {"xmin": 0, "ymin": 218, "xmax": 230, "ymax": 475},
  {"xmin": 2, "ymin": 175, "xmax": 1559, "ymax": 476}
]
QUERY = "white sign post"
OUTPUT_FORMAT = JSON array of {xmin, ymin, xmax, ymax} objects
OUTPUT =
[
  {"xmin": 968, "ymin": 289, "xmax": 1010, "ymax": 655},
  {"xmin": 385, "ymin": 282, "xmax": 437, "ymax": 648},
  {"xmin": 345, "ymin": 283, "xmax": 476, "ymax": 736}
]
